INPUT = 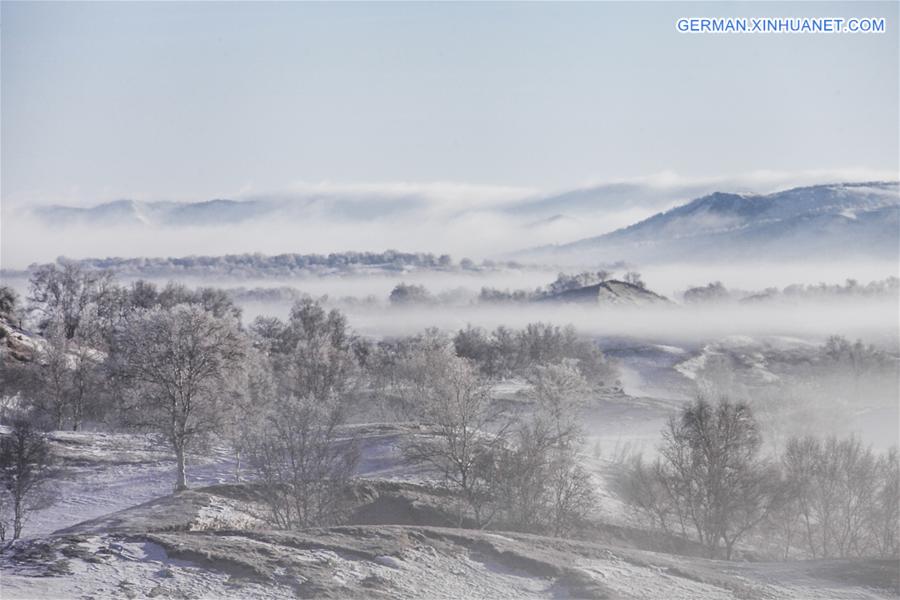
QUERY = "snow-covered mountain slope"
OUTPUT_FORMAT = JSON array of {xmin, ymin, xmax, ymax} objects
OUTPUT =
[
  {"xmin": 519, "ymin": 182, "xmax": 900, "ymax": 264},
  {"xmin": 16, "ymin": 180, "xmax": 898, "ymax": 267}
]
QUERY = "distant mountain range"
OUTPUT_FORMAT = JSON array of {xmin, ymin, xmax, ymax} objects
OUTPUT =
[
  {"xmin": 29, "ymin": 180, "xmax": 703, "ymax": 229},
  {"xmin": 22, "ymin": 181, "xmax": 900, "ymax": 266},
  {"xmin": 32, "ymin": 196, "xmax": 358, "ymax": 227},
  {"xmin": 516, "ymin": 182, "xmax": 899, "ymax": 264}
]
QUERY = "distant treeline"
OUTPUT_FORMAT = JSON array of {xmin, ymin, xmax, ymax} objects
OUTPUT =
[
  {"xmin": 6, "ymin": 253, "xmax": 529, "ymax": 279},
  {"xmin": 227, "ymin": 270, "xmax": 647, "ymax": 307},
  {"xmin": 683, "ymin": 277, "xmax": 899, "ymax": 304}
]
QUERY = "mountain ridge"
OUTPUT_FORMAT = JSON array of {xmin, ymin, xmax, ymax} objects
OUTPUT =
[{"xmin": 517, "ymin": 181, "xmax": 899, "ymax": 264}]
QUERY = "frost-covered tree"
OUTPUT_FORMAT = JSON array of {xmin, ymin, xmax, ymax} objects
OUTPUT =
[
  {"xmin": 526, "ymin": 360, "xmax": 588, "ymax": 445},
  {"xmin": 221, "ymin": 347, "xmax": 276, "ymax": 482},
  {"xmin": 619, "ymin": 398, "xmax": 784, "ymax": 559},
  {"xmin": 0, "ymin": 286, "xmax": 20, "ymax": 321},
  {"xmin": 388, "ymin": 282, "xmax": 433, "ymax": 306},
  {"xmin": 31, "ymin": 312, "xmax": 105, "ymax": 431},
  {"xmin": 242, "ymin": 300, "xmax": 360, "ymax": 528},
  {"xmin": 28, "ymin": 262, "xmax": 114, "ymax": 339},
  {"xmin": 0, "ymin": 421, "xmax": 55, "ymax": 540},
  {"xmin": 683, "ymin": 281, "xmax": 731, "ymax": 304},
  {"xmin": 114, "ymin": 305, "xmax": 247, "ymax": 491},
  {"xmin": 404, "ymin": 355, "xmax": 509, "ymax": 527},
  {"xmin": 272, "ymin": 298, "xmax": 360, "ymax": 402}
]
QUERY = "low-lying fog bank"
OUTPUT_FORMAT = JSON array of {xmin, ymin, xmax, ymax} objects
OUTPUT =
[
  {"xmin": 3, "ymin": 258, "xmax": 897, "ymax": 301},
  {"xmin": 240, "ymin": 299, "xmax": 899, "ymax": 349}
]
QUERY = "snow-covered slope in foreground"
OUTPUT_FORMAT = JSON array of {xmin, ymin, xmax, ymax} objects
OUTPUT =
[
  {"xmin": 19, "ymin": 423, "xmax": 431, "ymax": 539},
  {"xmin": 3, "ymin": 525, "xmax": 897, "ymax": 600},
  {"xmin": 3, "ymin": 419, "xmax": 898, "ymax": 599}
]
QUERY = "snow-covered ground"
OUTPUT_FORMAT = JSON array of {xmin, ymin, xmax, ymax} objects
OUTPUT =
[
  {"xmin": 4, "ymin": 341, "xmax": 756, "ymax": 542},
  {"xmin": 21, "ymin": 432, "xmax": 238, "ymax": 539},
  {"xmin": 3, "ymin": 334, "xmax": 897, "ymax": 600},
  {"xmin": 21, "ymin": 423, "xmax": 437, "ymax": 540},
  {"xmin": 4, "ymin": 526, "xmax": 896, "ymax": 600}
]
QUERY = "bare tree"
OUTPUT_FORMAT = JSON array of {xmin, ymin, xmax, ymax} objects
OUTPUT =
[
  {"xmin": 613, "ymin": 454, "xmax": 682, "ymax": 539},
  {"xmin": 114, "ymin": 305, "xmax": 247, "ymax": 491},
  {"xmin": 67, "ymin": 337, "xmax": 104, "ymax": 432},
  {"xmin": 781, "ymin": 435, "xmax": 885, "ymax": 559},
  {"xmin": 31, "ymin": 312, "xmax": 105, "ymax": 431},
  {"xmin": 545, "ymin": 451, "xmax": 596, "ymax": 536},
  {"xmin": 33, "ymin": 319, "xmax": 71, "ymax": 430},
  {"xmin": 620, "ymin": 397, "xmax": 783, "ymax": 559},
  {"xmin": 868, "ymin": 447, "xmax": 899, "ymax": 558},
  {"xmin": 0, "ymin": 421, "xmax": 55, "ymax": 540},
  {"xmin": 402, "ymin": 351, "xmax": 596, "ymax": 534},
  {"xmin": 245, "ymin": 394, "xmax": 359, "ymax": 529},
  {"xmin": 491, "ymin": 364, "xmax": 595, "ymax": 536},
  {"xmin": 494, "ymin": 416, "xmax": 596, "ymax": 536},
  {"xmin": 623, "ymin": 271, "xmax": 645, "ymax": 289},
  {"xmin": 492, "ymin": 423, "xmax": 551, "ymax": 532},
  {"xmin": 663, "ymin": 397, "xmax": 784, "ymax": 559},
  {"xmin": 404, "ymin": 355, "xmax": 509, "ymax": 527}
]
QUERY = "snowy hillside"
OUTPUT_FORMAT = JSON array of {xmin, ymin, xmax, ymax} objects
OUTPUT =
[
  {"xmin": 3, "ymin": 336, "xmax": 897, "ymax": 599},
  {"xmin": 5, "ymin": 521, "xmax": 897, "ymax": 599},
  {"xmin": 519, "ymin": 182, "xmax": 900, "ymax": 264},
  {"xmin": 541, "ymin": 280, "xmax": 671, "ymax": 306}
]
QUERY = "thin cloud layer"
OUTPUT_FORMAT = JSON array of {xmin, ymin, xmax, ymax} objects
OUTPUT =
[{"xmin": 2, "ymin": 169, "xmax": 897, "ymax": 269}]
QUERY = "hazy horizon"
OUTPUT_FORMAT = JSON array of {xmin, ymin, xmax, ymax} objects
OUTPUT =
[{"xmin": 2, "ymin": 174, "xmax": 898, "ymax": 269}]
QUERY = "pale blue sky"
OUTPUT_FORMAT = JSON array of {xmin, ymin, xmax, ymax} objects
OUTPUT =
[{"xmin": 2, "ymin": 1, "xmax": 898, "ymax": 205}]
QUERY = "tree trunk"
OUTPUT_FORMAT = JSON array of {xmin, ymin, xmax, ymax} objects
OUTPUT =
[
  {"xmin": 72, "ymin": 399, "xmax": 82, "ymax": 431},
  {"xmin": 174, "ymin": 444, "xmax": 188, "ymax": 491},
  {"xmin": 13, "ymin": 495, "xmax": 24, "ymax": 540}
]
